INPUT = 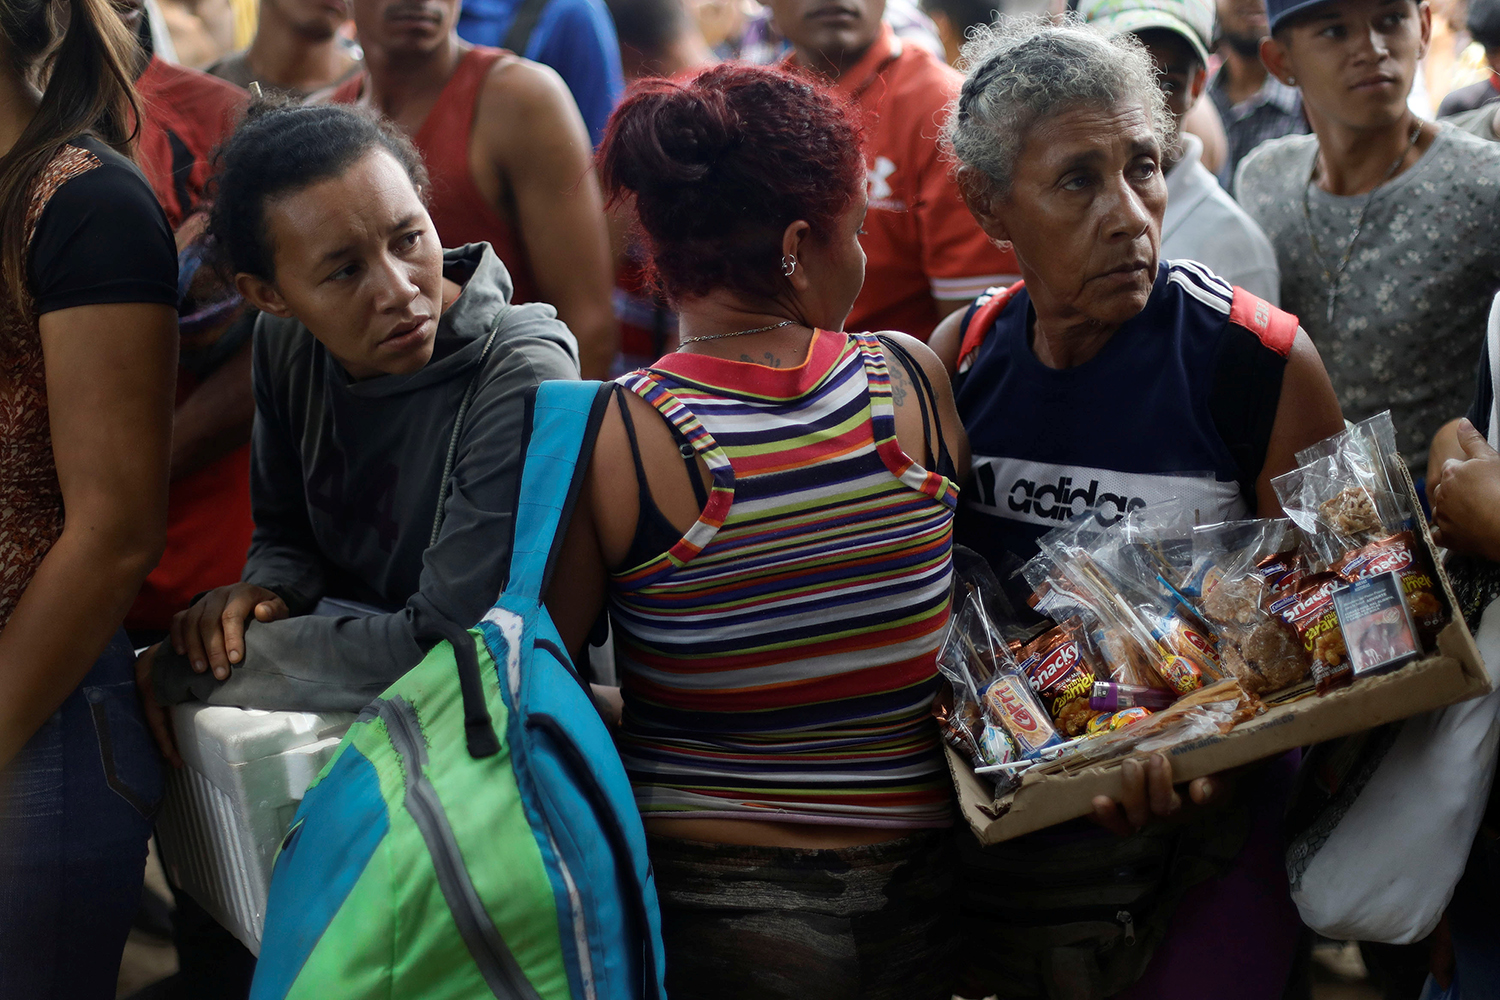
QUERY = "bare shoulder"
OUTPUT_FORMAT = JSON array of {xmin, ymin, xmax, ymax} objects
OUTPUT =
[
  {"xmin": 474, "ymin": 53, "xmax": 590, "ymax": 165},
  {"xmin": 477, "ymin": 53, "xmax": 577, "ymax": 131},
  {"xmin": 874, "ymin": 330, "xmax": 954, "ymax": 396}
]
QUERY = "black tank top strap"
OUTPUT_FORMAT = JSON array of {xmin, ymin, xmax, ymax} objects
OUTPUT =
[
  {"xmin": 614, "ymin": 383, "xmax": 707, "ymax": 568},
  {"xmin": 878, "ymin": 334, "xmax": 956, "ymax": 481}
]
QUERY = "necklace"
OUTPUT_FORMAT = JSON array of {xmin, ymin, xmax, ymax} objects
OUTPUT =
[
  {"xmin": 680, "ymin": 319, "xmax": 798, "ymax": 344},
  {"xmin": 1301, "ymin": 121, "xmax": 1422, "ymax": 327}
]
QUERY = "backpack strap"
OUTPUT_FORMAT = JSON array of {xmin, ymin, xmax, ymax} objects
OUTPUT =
[
  {"xmin": 955, "ymin": 281, "xmax": 1025, "ymax": 375},
  {"xmin": 505, "ymin": 380, "xmax": 614, "ymax": 604}
]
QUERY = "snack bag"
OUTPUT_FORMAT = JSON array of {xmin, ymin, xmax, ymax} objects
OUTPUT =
[
  {"xmin": 1334, "ymin": 531, "xmax": 1445, "ymax": 645},
  {"xmin": 1017, "ymin": 624, "xmax": 1099, "ymax": 736},
  {"xmin": 1269, "ymin": 571, "xmax": 1350, "ymax": 693},
  {"xmin": 1193, "ymin": 519, "xmax": 1312, "ymax": 694}
]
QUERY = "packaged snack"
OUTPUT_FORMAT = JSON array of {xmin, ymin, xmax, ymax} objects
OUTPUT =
[
  {"xmin": 1295, "ymin": 412, "xmax": 1412, "ymax": 526},
  {"xmin": 1332, "ymin": 572, "xmax": 1422, "ymax": 678},
  {"xmin": 1018, "ymin": 625, "xmax": 1099, "ymax": 736},
  {"xmin": 1154, "ymin": 654, "xmax": 1205, "ymax": 695},
  {"xmin": 982, "ymin": 671, "xmax": 1065, "ymax": 759},
  {"xmin": 1216, "ymin": 619, "xmax": 1309, "ymax": 694},
  {"xmin": 1275, "ymin": 414, "xmax": 1412, "ymax": 567},
  {"xmin": 1270, "ymin": 572, "xmax": 1350, "ymax": 694},
  {"xmin": 1192, "ymin": 519, "xmax": 1313, "ymax": 694},
  {"xmin": 978, "ymin": 720, "xmax": 1018, "ymax": 767},
  {"xmin": 1202, "ymin": 573, "xmax": 1265, "ymax": 626},
  {"xmin": 1335, "ymin": 531, "xmax": 1445, "ymax": 644},
  {"xmin": 1106, "ymin": 707, "xmax": 1153, "ymax": 729},
  {"xmin": 1085, "ymin": 707, "xmax": 1153, "ymax": 734},
  {"xmin": 1152, "ymin": 610, "xmax": 1221, "ymax": 674}
]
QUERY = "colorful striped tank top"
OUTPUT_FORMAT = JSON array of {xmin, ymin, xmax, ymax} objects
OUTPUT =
[{"xmin": 611, "ymin": 330, "xmax": 957, "ymax": 828}]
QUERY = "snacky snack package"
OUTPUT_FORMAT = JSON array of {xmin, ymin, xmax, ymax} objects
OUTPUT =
[
  {"xmin": 1335, "ymin": 531, "xmax": 1445, "ymax": 645},
  {"xmin": 1270, "ymin": 572, "xmax": 1350, "ymax": 694},
  {"xmin": 1017, "ymin": 624, "xmax": 1100, "ymax": 736}
]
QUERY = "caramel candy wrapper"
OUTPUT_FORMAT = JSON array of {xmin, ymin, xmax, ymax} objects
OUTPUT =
[{"xmin": 1019, "ymin": 627, "xmax": 1099, "ymax": 737}]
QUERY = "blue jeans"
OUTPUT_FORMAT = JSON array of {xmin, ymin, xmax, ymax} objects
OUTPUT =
[{"xmin": 0, "ymin": 631, "xmax": 164, "ymax": 999}]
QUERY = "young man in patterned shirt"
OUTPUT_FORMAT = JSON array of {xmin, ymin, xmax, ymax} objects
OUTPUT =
[{"xmin": 1237, "ymin": 0, "xmax": 1500, "ymax": 472}]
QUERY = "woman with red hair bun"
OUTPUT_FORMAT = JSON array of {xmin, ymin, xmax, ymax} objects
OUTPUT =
[{"xmin": 548, "ymin": 63, "xmax": 971, "ymax": 999}]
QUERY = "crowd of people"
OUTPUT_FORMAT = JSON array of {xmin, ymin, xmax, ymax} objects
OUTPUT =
[{"xmin": 2, "ymin": 0, "xmax": 1500, "ymax": 994}]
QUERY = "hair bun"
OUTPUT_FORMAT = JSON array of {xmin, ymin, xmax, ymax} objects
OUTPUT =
[{"xmin": 596, "ymin": 63, "xmax": 864, "ymax": 305}]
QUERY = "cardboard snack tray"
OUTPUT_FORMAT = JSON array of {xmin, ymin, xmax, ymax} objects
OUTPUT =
[{"xmin": 949, "ymin": 457, "xmax": 1492, "ymax": 845}]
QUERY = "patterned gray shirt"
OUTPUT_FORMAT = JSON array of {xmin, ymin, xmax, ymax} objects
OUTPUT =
[{"xmin": 1235, "ymin": 124, "xmax": 1500, "ymax": 466}]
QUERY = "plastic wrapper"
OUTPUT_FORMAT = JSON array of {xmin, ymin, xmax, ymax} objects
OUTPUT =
[
  {"xmin": 1191, "ymin": 518, "xmax": 1312, "ymax": 694},
  {"xmin": 1334, "ymin": 531, "xmax": 1444, "ymax": 646},
  {"xmin": 1274, "ymin": 413, "xmax": 1410, "ymax": 567},
  {"xmin": 1086, "ymin": 707, "xmax": 1153, "ymax": 734},
  {"xmin": 1294, "ymin": 411, "xmax": 1412, "ymax": 527},
  {"xmin": 1023, "ymin": 516, "xmax": 1218, "ymax": 695},
  {"xmin": 937, "ymin": 551, "xmax": 1061, "ymax": 770}
]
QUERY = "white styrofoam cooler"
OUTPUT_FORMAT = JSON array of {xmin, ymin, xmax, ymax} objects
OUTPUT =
[{"xmin": 155, "ymin": 704, "xmax": 355, "ymax": 954}]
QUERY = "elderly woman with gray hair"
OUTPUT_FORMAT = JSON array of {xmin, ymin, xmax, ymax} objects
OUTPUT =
[{"xmin": 928, "ymin": 18, "xmax": 1346, "ymax": 1000}]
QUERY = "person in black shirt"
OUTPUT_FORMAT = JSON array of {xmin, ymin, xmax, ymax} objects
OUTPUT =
[{"xmin": 0, "ymin": 0, "xmax": 178, "ymax": 997}]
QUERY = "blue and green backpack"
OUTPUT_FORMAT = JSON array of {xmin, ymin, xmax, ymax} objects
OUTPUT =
[{"xmin": 249, "ymin": 380, "xmax": 666, "ymax": 1000}]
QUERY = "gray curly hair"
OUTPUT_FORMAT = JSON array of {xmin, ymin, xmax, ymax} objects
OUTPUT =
[{"xmin": 945, "ymin": 16, "xmax": 1176, "ymax": 199}]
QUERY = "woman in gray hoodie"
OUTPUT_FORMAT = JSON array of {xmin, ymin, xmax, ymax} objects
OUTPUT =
[{"xmin": 136, "ymin": 102, "xmax": 580, "ymax": 747}]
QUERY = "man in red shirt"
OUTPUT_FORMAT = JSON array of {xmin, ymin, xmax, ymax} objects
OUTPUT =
[
  {"xmin": 332, "ymin": 0, "xmax": 617, "ymax": 377},
  {"xmin": 769, "ymin": 0, "xmax": 1018, "ymax": 339},
  {"xmin": 117, "ymin": 2, "xmax": 258, "ymax": 641}
]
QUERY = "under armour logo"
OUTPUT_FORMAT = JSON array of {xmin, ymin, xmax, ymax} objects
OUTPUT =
[{"xmin": 867, "ymin": 156, "xmax": 896, "ymax": 201}]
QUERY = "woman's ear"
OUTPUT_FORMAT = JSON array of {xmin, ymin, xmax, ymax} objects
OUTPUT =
[
  {"xmin": 780, "ymin": 219, "xmax": 814, "ymax": 292},
  {"xmin": 235, "ymin": 273, "xmax": 294, "ymax": 319},
  {"xmin": 956, "ymin": 166, "xmax": 1011, "ymax": 247}
]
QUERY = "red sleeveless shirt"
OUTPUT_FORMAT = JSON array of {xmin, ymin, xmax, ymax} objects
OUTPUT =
[{"xmin": 331, "ymin": 47, "xmax": 539, "ymax": 304}]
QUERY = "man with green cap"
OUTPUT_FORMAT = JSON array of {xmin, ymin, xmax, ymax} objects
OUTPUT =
[{"xmin": 1078, "ymin": 0, "xmax": 1282, "ymax": 303}]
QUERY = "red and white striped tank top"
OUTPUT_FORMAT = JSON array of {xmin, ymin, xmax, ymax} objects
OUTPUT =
[{"xmin": 610, "ymin": 330, "xmax": 957, "ymax": 828}]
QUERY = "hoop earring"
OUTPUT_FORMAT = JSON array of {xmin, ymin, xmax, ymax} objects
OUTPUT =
[{"xmin": 781, "ymin": 254, "xmax": 798, "ymax": 277}]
